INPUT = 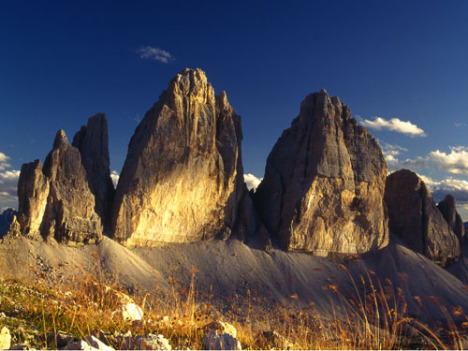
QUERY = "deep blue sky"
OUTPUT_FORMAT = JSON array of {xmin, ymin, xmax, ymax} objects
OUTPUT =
[{"xmin": 2, "ymin": 0, "xmax": 468, "ymax": 217}]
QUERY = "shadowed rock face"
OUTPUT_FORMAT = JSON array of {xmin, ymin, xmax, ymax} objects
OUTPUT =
[
  {"xmin": 254, "ymin": 89, "xmax": 389, "ymax": 254},
  {"xmin": 0, "ymin": 208, "xmax": 17, "ymax": 237},
  {"xmin": 384, "ymin": 169, "xmax": 460, "ymax": 266},
  {"xmin": 111, "ymin": 68, "xmax": 245, "ymax": 246},
  {"xmin": 437, "ymin": 194, "xmax": 465, "ymax": 243},
  {"xmin": 16, "ymin": 117, "xmax": 114, "ymax": 244},
  {"xmin": 72, "ymin": 113, "xmax": 115, "ymax": 226}
]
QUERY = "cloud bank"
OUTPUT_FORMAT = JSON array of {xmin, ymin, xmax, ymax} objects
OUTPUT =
[
  {"xmin": 136, "ymin": 46, "xmax": 174, "ymax": 63},
  {"xmin": 430, "ymin": 146, "xmax": 468, "ymax": 175},
  {"xmin": 381, "ymin": 143, "xmax": 408, "ymax": 170},
  {"xmin": 381, "ymin": 143, "xmax": 428, "ymax": 172},
  {"xmin": 381, "ymin": 143, "xmax": 468, "ymax": 175},
  {"xmin": 244, "ymin": 173, "xmax": 262, "ymax": 191},
  {"xmin": 0, "ymin": 152, "xmax": 11, "ymax": 171},
  {"xmin": 0, "ymin": 169, "xmax": 20, "ymax": 208},
  {"xmin": 361, "ymin": 117, "xmax": 426, "ymax": 137},
  {"xmin": 0, "ymin": 152, "xmax": 19, "ymax": 208}
]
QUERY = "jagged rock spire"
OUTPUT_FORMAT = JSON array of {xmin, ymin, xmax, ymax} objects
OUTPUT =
[
  {"xmin": 385, "ymin": 169, "xmax": 460, "ymax": 266},
  {"xmin": 437, "ymin": 194, "xmax": 465, "ymax": 243},
  {"xmin": 17, "ymin": 114, "xmax": 113, "ymax": 244},
  {"xmin": 72, "ymin": 113, "xmax": 114, "ymax": 226}
]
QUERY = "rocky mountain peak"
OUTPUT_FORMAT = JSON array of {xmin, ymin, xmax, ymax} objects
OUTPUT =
[
  {"xmin": 216, "ymin": 91, "xmax": 231, "ymax": 111},
  {"xmin": 254, "ymin": 90, "xmax": 389, "ymax": 254},
  {"xmin": 164, "ymin": 68, "xmax": 215, "ymax": 107},
  {"xmin": 53, "ymin": 129, "xmax": 69, "ymax": 150},
  {"xmin": 0, "ymin": 208, "xmax": 18, "ymax": 238},
  {"xmin": 111, "ymin": 68, "xmax": 245, "ymax": 246},
  {"xmin": 16, "ymin": 114, "xmax": 114, "ymax": 244}
]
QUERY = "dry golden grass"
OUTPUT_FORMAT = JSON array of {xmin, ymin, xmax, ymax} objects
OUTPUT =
[{"xmin": 0, "ymin": 262, "xmax": 467, "ymax": 350}]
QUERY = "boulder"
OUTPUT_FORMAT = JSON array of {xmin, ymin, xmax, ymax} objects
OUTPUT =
[
  {"xmin": 47, "ymin": 331, "xmax": 76, "ymax": 349},
  {"xmin": 72, "ymin": 113, "xmax": 114, "ymax": 225},
  {"xmin": 17, "ymin": 130, "xmax": 103, "ymax": 244},
  {"xmin": 384, "ymin": 169, "xmax": 460, "ymax": 266},
  {"xmin": 254, "ymin": 89, "xmax": 389, "ymax": 254},
  {"xmin": 64, "ymin": 336, "xmax": 114, "ymax": 351},
  {"xmin": 0, "ymin": 326, "xmax": 11, "ymax": 350},
  {"xmin": 118, "ymin": 303, "xmax": 143, "ymax": 322},
  {"xmin": 133, "ymin": 334, "xmax": 172, "ymax": 350},
  {"xmin": 256, "ymin": 331, "xmax": 296, "ymax": 350},
  {"xmin": 111, "ymin": 68, "xmax": 245, "ymax": 246},
  {"xmin": 203, "ymin": 321, "xmax": 241, "ymax": 350},
  {"xmin": 437, "ymin": 194, "xmax": 465, "ymax": 243}
]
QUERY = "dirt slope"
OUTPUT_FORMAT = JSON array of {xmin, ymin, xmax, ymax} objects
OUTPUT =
[{"xmin": 1, "ymin": 236, "xmax": 467, "ymax": 323}]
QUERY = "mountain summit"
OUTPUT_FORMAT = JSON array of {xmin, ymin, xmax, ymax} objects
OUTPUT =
[
  {"xmin": 111, "ymin": 68, "xmax": 245, "ymax": 246},
  {"xmin": 254, "ymin": 89, "xmax": 389, "ymax": 254}
]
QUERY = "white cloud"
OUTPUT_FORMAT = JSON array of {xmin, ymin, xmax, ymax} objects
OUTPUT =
[
  {"xmin": 454, "ymin": 122, "xmax": 468, "ymax": 128},
  {"xmin": 361, "ymin": 117, "xmax": 426, "ymax": 137},
  {"xmin": 110, "ymin": 170, "xmax": 119, "ymax": 188},
  {"xmin": 244, "ymin": 173, "xmax": 262, "ymax": 191},
  {"xmin": 400, "ymin": 156, "xmax": 428, "ymax": 169},
  {"xmin": 384, "ymin": 154, "xmax": 400, "ymax": 170},
  {"xmin": 136, "ymin": 46, "xmax": 174, "ymax": 63},
  {"xmin": 381, "ymin": 143, "xmax": 427, "ymax": 171},
  {"xmin": 381, "ymin": 143, "xmax": 408, "ymax": 157},
  {"xmin": 429, "ymin": 146, "xmax": 468, "ymax": 175},
  {"xmin": 381, "ymin": 143, "xmax": 408, "ymax": 170},
  {"xmin": 383, "ymin": 144, "xmax": 468, "ymax": 176},
  {"xmin": 0, "ymin": 169, "xmax": 20, "ymax": 208},
  {"xmin": 0, "ymin": 152, "xmax": 11, "ymax": 171}
]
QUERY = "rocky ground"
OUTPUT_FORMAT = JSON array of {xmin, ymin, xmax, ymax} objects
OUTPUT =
[{"xmin": 0, "ymin": 235, "xmax": 468, "ymax": 349}]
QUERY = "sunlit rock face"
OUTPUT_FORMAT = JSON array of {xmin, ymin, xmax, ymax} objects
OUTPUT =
[
  {"xmin": 16, "ymin": 114, "xmax": 113, "ymax": 245},
  {"xmin": 111, "ymin": 68, "xmax": 245, "ymax": 246},
  {"xmin": 17, "ymin": 160, "xmax": 50, "ymax": 239},
  {"xmin": 385, "ymin": 169, "xmax": 460, "ymax": 266},
  {"xmin": 254, "ymin": 89, "xmax": 389, "ymax": 254}
]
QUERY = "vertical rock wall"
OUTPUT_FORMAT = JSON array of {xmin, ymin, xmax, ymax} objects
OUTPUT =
[
  {"xmin": 111, "ymin": 68, "xmax": 245, "ymax": 246},
  {"xmin": 254, "ymin": 90, "xmax": 389, "ymax": 254}
]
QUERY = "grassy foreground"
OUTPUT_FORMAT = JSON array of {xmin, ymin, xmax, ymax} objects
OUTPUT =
[{"xmin": 0, "ymin": 264, "xmax": 467, "ymax": 350}]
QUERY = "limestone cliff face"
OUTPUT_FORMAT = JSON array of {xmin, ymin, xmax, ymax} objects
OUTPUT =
[
  {"xmin": 384, "ymin": 169, "xmax": 460, "ymax": 266},
  {"xmin": 111, "ymin": 68, "xmax": 244, "ymax": 246},
  {"xmin": 72, "ymin": 113, "xmax": 115, "ymax": 224},
  {"xmin": 41, "ymin": 130, "xmax": 103, "ymax": 244},
  {"xmin": 437, "ymin": 194, "xmax": 465, "ymax": 243},
  {"xmin": 17, "ymin": 160, "xmax": 50, "ymax": 239},
  {"xmin": 254, "ymin": 90, "xmax": 389, "ymax": 254},
  {"xmin": 18, "ymin": 130, "xmax": 103, "ymax": 244}
]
